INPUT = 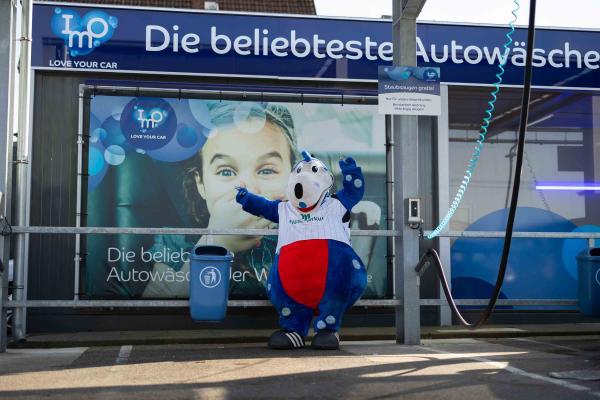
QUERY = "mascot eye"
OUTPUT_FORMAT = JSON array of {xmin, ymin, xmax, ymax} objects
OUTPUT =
[
  {"xmin": 312, "ymin": 166, "xmax": 318, "ymax": 173},
  {"xmin": 296, "ymin": 166, "xmax": 302, "ymax": 173}
]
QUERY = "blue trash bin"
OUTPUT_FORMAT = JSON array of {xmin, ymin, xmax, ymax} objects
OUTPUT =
[
  {"xmin": 189, "ymin": 245, "xmax": 233, "ymax": 321},
  {"xmin": 577, "ymin": 247, "xmax": 600, "ymax": 317}
]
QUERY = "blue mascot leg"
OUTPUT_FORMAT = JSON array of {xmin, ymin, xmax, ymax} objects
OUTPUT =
[
  {"xmin": 313, "ymin": 241, "xmax": 367, "ymax": 334},
  {"xmin": 347, "ymin": 253, "xmax": 367, "ymax": 309},
  {"xmin": 268, "ymin": 257, "xmax": 313, "ymax": 337}
]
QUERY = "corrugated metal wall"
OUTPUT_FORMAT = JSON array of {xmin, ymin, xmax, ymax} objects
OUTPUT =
[{"xmin": 29, "ymin": 74, "xmax": 81, "ymax": 300}]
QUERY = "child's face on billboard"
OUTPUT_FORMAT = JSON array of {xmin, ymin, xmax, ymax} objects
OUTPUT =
[{"xmin": 197, "ymin": 119, "xmax": 292, "ymax": 214}]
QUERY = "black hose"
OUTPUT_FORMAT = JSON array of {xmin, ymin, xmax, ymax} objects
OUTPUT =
[
  {"xmin": 504, "ymin": 142, "xmax": 517, "ymax": 208},
  {"xmin": 417, "ymin": 0, "xmax": 537, "ymax": 329}
]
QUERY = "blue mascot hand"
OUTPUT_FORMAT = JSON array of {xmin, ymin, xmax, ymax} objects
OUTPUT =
[
  {"xmin": 339, "ymin": 156, "xmax": 357, "ymax": 172},
  {"xmin": 339, "ymin": 157, "xmax": 362, "ymax": 179},
  {"xmin": 235, "ymin": 186, "xmax": 249, "ymax": 205},
  {"xmin": 336, "ymin": 156, "xmax": 364, "ymax": 210}
]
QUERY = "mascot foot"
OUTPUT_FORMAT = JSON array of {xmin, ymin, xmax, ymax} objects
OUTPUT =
[
  {"xmin": 311, "ymin": 331, "xmax": 340, "ymax": 350},
  {"xmin": 268, "ymin": 330, "xmax": 305, "ymax": 350}
]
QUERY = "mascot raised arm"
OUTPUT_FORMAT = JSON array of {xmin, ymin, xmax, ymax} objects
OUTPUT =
[{"xmin": 235, "ymin": 151, "xmax": 367, "ymax": 350}]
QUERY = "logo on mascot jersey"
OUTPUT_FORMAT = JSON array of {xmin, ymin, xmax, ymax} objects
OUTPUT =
[
  {"xmin": 199, "ymin": 266, "xmax": 221, "ymax": 288},
  {"xmin": 289, "ymin": 214, "xmax": 324, "ymax": 225},
  {"xmin": 51, "ymin": 8, "xmax": 118, "ymax": 57}
]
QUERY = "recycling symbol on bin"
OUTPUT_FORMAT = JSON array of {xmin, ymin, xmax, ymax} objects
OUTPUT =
[{"xmin": 199, "ymin": 266, "xmax": 221, "ymax": 288}]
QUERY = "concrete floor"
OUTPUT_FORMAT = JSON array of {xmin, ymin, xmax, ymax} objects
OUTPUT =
[{"xmin": 1, "ymin": 336, "xmax": 599, "ymax": 399}]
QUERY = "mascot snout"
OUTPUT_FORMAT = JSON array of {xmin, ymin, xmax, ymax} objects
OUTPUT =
[{"xmin": 286, "ymin": 151, "xmax": 333, "ymax": 212}]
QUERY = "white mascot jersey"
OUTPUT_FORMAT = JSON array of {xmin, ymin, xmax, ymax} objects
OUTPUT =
[{"xmin": 275, "ymin": 196, "xmax": 351, "ymax": 254}]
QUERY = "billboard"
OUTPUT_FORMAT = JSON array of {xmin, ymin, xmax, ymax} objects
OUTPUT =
[
  {"xmin": 33, "ymin": 3, "xmax": 600, "ymax": 88},
  {"xmin": 84, "ymin": 95, "xmax": 388, "ymax": 299}
]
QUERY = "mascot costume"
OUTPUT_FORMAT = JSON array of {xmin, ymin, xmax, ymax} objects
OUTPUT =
[{"xmin": 235, "ymin": 151, "xmax": 367, "ymax": 350}]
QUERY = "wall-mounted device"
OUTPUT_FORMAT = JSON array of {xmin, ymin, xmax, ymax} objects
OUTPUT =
[{"xmin": 405, "ymin": 197, "xmax": 421, "ymax": 228}]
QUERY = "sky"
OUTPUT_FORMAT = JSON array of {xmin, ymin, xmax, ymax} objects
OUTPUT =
[{"xmin": 314, "ymin": 0, "xmax": 598, "ymax": 30}]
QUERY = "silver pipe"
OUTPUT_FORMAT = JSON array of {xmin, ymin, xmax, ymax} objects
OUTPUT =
[
  {"xmin": 8, "ymin": 226, "xmax": 401, "ymax": 236},
  {"xmin": 84, "ymin": 85, "xmax": 378, "ymax": 105},
  {"xmin": 436, "ymin": 84, "xmax": 452, "ymax": 326},
  {"xmin": 385, "ymin": 115, "xmax": 394, "ymax": 300},
  {"xmin": 7, "ymin": 226, "xmax": 600, "ymax": 239},
  {"xmin": 3, "ymin": 298, "xmax": 577, "ymax": 308},
  {"xmin": 13, "ymin": 0, "xmax": 33, "ymax": 343},
  {"xmin": 418, "ymin": 299, "xmax": 577, "ymax": 306},
  {"xmin": 0, "ymin": 0, "xmax": 19, "ymax": 354},
  {"xmin": 450, "ymin": 138, "xmax": 583, "ymax": 145},
  {"xmin": 74, "ymin": 86, "xmax": 84, "ymax": 301}
]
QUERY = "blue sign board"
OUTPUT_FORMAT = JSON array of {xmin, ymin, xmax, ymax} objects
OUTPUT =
[{"xmin": 33, "ymin": 2, "xmax": 600, "ymax": 89}]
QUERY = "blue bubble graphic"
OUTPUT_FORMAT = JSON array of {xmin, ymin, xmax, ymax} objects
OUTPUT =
[
  {"xmin": 90, "ymin": 127, "xmax": 105, "ymax": 143},
  {"xmin": 89, "ymin": 145, "xmax": 105, "ymax": 176},
  {"xmin": 385, "ymin": 66, "xmax": 414, "ymax": 81},
  {"xmin": 88, "ymin": 143, "xmax": 108, "ymax": 191},
  {"xmin": 146, "ymin": 123, "xmax": 206, "ymax": 162},
  {"xmin": 188, "ymin": 100, "xmax": 214, "ymax": 129},
  {"xmin": 89, "ymin": 112, "xmax": 101, "ymax": 134},
  {"xmin": 176, "ymin": 126, "xmax": 198, "ymax": 148},
  {"xmin": 104, "ymin": 145, "xmax": 126, "ymax": 166},
  {"xmin": 101, "ymin": 115, "xmax": 131, "ymax": 151},
  {"xmin": 451, "ymin": 207, "xmax": 577, "ymax": 303},
  {"xmin": 234, "ymin": 102, "xmax": 266, "ymax": 134}
]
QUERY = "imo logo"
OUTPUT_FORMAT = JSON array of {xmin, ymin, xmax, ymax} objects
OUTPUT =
[
  {"xmin": 423, "ymin": 68, "xmax": 439, "ymax": 82},
  {"xmin": 199, "ymin": 266, "xmax": 221, "ymax": 288},
  {"xmin": 120, "ymin": 98, "xmax": 177, "ymax": 151},
  {"xmin": 136, "ymin": 108, "xmax": 166, "ymax": 130},
  {"xmin": 51, "ymin": 8, "xmax": 118, "ymax": 57}
]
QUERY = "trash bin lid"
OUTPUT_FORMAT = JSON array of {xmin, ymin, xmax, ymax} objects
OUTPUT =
[
  {"xmin": 577, "ymin": 247, "xmax": 600, "ymax": 260},
  {"xmin": 191, "ymin": 245, "xmax": 233, "ymax": 261}
]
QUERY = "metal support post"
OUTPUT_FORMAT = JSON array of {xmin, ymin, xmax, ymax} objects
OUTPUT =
[
  {"xmin": 0, "ymin": 0, "xmax": 18, "ymax": 353},
  {"xmin": 392, "ymin": 0, "xmax": 427, "ymax": 345},
  {"xmin": 436, "ymin": 84, "xmax": 452, "ymax": 326},
  {"xmin": 13, "ymin": 0, "xmax": 33, "ymax": 343}
]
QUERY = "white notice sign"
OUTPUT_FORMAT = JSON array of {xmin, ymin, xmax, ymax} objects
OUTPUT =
[{"xmin": 378, "ymin": 66, "xmax": 441, "ymax": 116}]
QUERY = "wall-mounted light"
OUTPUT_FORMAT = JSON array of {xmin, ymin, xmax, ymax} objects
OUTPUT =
[{"xmin": 536, "ymin": 183, "xmax": 600, "ymax": 191}]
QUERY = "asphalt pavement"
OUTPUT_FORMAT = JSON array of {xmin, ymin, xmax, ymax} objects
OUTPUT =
[{"xmin": 1, "ymin": 335, "xmax": 600, "ymax": 399}]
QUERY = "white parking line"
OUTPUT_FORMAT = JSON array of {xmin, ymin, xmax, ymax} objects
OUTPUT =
[
  {"xmin": 423, "ymin": 345, "xmax": 599, "ymax": 396},
  {"xmin": 114, "ymin": 345, "xmax": 132, "ymax": 365}
]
